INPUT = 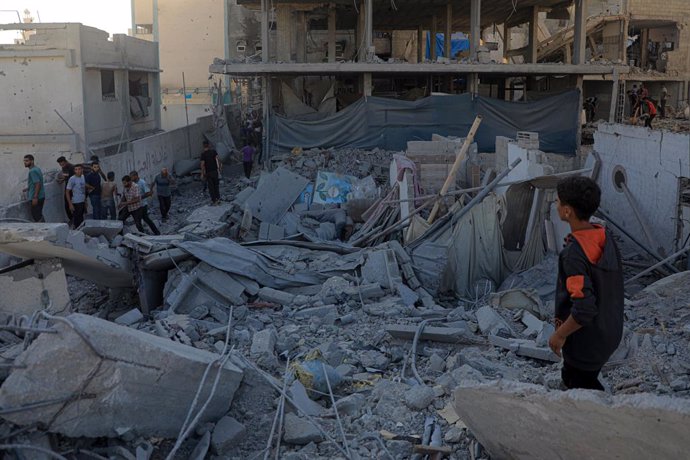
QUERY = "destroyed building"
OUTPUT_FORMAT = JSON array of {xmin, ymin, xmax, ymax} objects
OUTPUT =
[{"xmin": 1, "ymin": 0, "xmax": 690, "ymax": 459}]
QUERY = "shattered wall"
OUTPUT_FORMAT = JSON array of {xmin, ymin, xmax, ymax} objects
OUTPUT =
[{"xmin": 594, "ymin": 123, "xmax": 690, "ymax": 254}]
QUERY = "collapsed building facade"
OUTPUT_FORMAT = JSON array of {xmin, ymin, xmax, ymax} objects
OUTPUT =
[{"xmin": 1, "ymin": 1, "xmax": 690, "ymax": 459}]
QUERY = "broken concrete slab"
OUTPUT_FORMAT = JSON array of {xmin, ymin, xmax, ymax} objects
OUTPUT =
[
  {"xmin": 0, "ymin": 223, "xmax": 131, "ymax": 288},
  {"xmin": 78, "ymin": 219, "xmax": 124, "ymax": 241},
  {"xmin": 0, "ymin": 313, "xmax": 243, "ymax": 437},
  {"xmin": 490, "ymin": 288, "xmax": 549, "ymax": 320},
  {"xmin": 362, "ymin": 249, "xmax": 402, "ymax": 290},
  {"xmin": 211, "ymin": 416, "xmax": 246, "ymax": 453},
  {"xmin": 488, "ymin": 335, "xmax": 560, "ymax": 363},
  {"xmin": 257, "ymin": 287, "xmax": 295, "ymax": 305},
  {"xmin": 245, "ymin": 167, "xmax": 309, "ymax": 224},
  {"xmin": 0, "ymin": 258, "xmax": 71, "ymax": 318},
  {"xmin": 476, "ymin": 305, "xmax": 514, "ymax": 337},
  {"xmin": 454, "ymin": 380, "xmax": 690, "ymax": 460},
  {"xmin": 114, "ymin": 308, "xmax": 144, "ymax": 326},
  {"xmin": 520, "ymin": 310, "xmax": 544, "ymax": 337},
  {"xmin": 385, "ymin": 324, "xmax": 471, "ymax": 344},
  {"xmin": 166, "ymin": 262, "xmax": 246, "ymax": 313},
  {"xmin": 288, "ymin": 380, "xmax": 325, "ymax": 417},
  {"xmin": 141, "ymin": 247, "xmax": 193, "ymax": 271},
  {"xmin": 178, "ymin": 220, "xmax": 229, "ymax": 237},
  {"xmin": 250, "ymin": 329, "xmax": 277, "ymax": 361},
  {"xmin": 259, "ymin": 222, "xmax": 285, "ymax": 240},
  {"xmin": 232, "ymin": 186, "xmax": 255, "ymax": 207},
  {"xmin": 186, "ymin": 203, "xmax": 234, "ymax": 224}
]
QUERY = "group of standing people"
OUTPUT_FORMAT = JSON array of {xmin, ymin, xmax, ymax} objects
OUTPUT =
[{"xmin": 24, "ymin": 155, "xmax": 174, "ymax": 235}]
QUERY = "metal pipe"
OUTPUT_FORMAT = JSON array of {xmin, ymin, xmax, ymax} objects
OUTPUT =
[{"xmin": 626, "ymin": 244, "xmax": 690, "ymax": 285}]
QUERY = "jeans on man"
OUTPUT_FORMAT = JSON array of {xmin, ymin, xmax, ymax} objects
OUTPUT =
[
  {"xmin": 243, "ymin": 161, "xmax": 253, "ymax": 179},
  {"xmin": 30, "ymin": 198, "xmax": 45, "ymax": 222},
  {"xmin": 89, "ymin": 194, "xmax": 102, "ymax": 220},
  {"xmin": 72, "ymin": 202, "xmax": 86, "ymax": 228},
  {"xmin": 101, "ymin": 198, "xmax": 117, "ymax": 220},
  {"xmin": 158, "ymin": 195, "xmax": 171, "ymax": 219},
  {"xmin": 141, "ymin": 206, "xmax": 160, "ymax": 235},
  {"xmin": 206, "ymin": 170, "xmax": 220, "ymax": 202}
]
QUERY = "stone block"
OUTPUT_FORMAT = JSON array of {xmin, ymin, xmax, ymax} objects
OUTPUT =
[
  {"xmin": 114, "ymin": 308, "xmax": 144, "ymax": 326},
  {"xmin": 404, "ymin": 384, "xmax": 436, "ymax": 410},
  {"xmin": 250, "ymin": 329, "xmax": 277, "ymax": 358},
  {"xmin": 79, "ymin": 219, "xmax": 124, "ymax": 241},
  {"xmin": 166, "ymin": 262, "xmax": 246, "ymax": 313},
  {"xmin": 212, "ymin": 416, "xmax": 246, "ymax": 453},
  {"xmin": 283, "ymin": 413, "xmax": 324, "ymax": 445},
  {"xmin": 454, "ymin": 380, "xmax": 690, "ymax": 460},
  {"xmin": 476, "ymin": 306, "xmax": 514, "ymax": 337},
  {"xmin": 259, "ymin": 222, "xmax": 285, "ymax": 240},
  {"xmin": 245, "ymin": 167, "xmax": 309, "ymax": 224},
  {"xmin": 258, "ymin": 287, "xmax": 295, "ymax": 305},
  {"xmin": 0, "ymin": 314, "xmax": 243, "ymax": 437}
]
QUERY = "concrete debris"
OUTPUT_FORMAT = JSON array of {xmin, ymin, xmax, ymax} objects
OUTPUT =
[
  {"xmin": 283, "ymin": 413, "xmax": 324, "ymax": 445},
  {"xmin": 79, "ymin": 219, "xmax": 124, "ymax": 241},
  {"xmin": 0, "ymin": 314, "xmax": 243, "ymax": 437},
  {"xmin": 186, "ymin": 203, "xmax": 234, "ymax": 224},
  {"xmin": 0, "ymin": 258, "xmax": 71, "ymax": 317},
  {"xmin": 454, "ymin": 380, "xmax": 690, "ymax": 460},
  {"xmin": 3, "ymin": 128, "xmax": 690, "ymax": 459},
  {"xmin": 404, "ymin": 384, "xmax": 436, "ymax": 410},
  {"xmin": 0, "ymin": 223, "xmax": 132, "ymax": 287},
  {"xmin": 212, "ymin": 416, "xmax": 247, "ymax": 453}
]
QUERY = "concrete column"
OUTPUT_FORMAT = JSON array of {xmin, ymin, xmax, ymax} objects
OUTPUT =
[
  {"xmin": 276, "ymin": 6, "xmax": 291, "ymax": 61},
  {"xmin": 445, "ymin": 3, "xmax": 452, "ymax": 59},
  {"xmin": 620, "ymin": 18, "xmax": 628, "ymax": 64},
  {"xmin": 328, "ymin": 4, "xmax": 336, "ymax": 63},
  {"xmin": 431, "ymin": 14, "xmax": 437, "ymax": 61},
  {"xmin": 527, "ymin": 6, "xmax": 539, "ymax": 63},
  {"xmin": 262, "ymin": 76, "xmax": 271, "ymax": 164},
  {"xmin": 358, "ymin": 1, "xmax": 365, "ymax": 61},
  {"xmin": 573, "ymin": 0, "xmax": 587, "ymax": 65},
  {"xmin": 502, "ymin": 23, "xmax": 510, "ymax": 62},
  {"xmin": 363, "ymin": 73, "xmax": 372, "ymax": 96},
  {"xmin": 417, "ymin": 25, "xmax": 424, "ymax": 63},
  {"xmin": 609, "ymin": 68, "xmax": 619, "ymax": 122},
  {"xmin": 261, "ymin": 0, "xmax": 269, "ymax": 62},
  {"xmin": 640, "ymin": 28, "xmax": 649, "ymax": 69},
  {"xmin": 296, "ymin": 11, "xmax": 306, "ymax": 62},
  {"xmin": 366, "ymin": 0, "xmax": 373, "ymax": 57},
  {"xmin": 468, "ymin": 73, "xmax": 479, "ymax": 95},
  {"xmin": 470, "ymin": 0, "xmax": 481, "ymax": 61}
]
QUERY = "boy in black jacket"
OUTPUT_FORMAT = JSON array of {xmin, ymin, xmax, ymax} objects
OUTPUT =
[{"xmin": 549, "ymin": 177, "xmax": 624, "ymax": 390}]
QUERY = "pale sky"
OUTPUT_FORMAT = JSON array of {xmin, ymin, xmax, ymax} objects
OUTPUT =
[{"xmin": 0, "ymin": 0, "xmax": 131, "ymax": 42}]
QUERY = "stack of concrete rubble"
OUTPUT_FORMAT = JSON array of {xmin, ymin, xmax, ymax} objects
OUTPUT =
[{"xmin": 1, "ymin": 137, "xmax": 690, "ymax": 459}]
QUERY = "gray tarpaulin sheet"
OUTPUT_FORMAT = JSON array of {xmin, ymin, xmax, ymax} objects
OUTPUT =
[
  {"xmin": 176, "ymin": 238, "xmax": 328, "ymax": 288},
  {"xmin": 270, "ymin": 90, "xmax": 579, "ymax": 154},
  {"xmin": 408, "ymin": 195, "xmax": 509, "ymax": 297}
]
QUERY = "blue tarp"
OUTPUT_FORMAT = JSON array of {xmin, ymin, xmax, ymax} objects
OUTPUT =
[
  {"xmin": 426, "ymin": 32, "xmax": 470, "ymax": 59},
  {"xmin": 270, "ymin": 90, "xmax": 580, "ymax": 155}
]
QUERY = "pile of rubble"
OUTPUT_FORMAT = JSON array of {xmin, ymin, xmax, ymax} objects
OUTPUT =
[{"xmin": 0, "ymin": 135, "xmax": 689, "ymax": 459}]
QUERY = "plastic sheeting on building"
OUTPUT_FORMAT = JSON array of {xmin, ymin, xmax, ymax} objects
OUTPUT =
[
  {"xmin": 270, "ymin": 90, "xmax": 579, "ymax": 155},
  {"xmin": 425, "ymin": 32, "xmax": 470, "ymax": 59}
]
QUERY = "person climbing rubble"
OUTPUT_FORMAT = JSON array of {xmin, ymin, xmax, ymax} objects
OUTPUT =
[
  {"xmin": 130, "ymin": 171, "xmax": 160, "ymax": 235},
  {"xmin": 200, "ymin": 140, "xmax": 222, "ymax": 205},
  {"xmin": 118, "ymin": 174, "xmax": 147, "ymax": 234},
  {"xmin": 549, "ymin": 176, "xmax": 624, "ymax": 391}
]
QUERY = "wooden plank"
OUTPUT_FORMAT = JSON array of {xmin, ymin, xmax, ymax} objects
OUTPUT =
[
  {"xmin": 385, "ymin": 324, "xmax": 469, "ymax": 343},
  {"xmin": 413, "ymin": 445, "xmax": 453, "ymax": 455}
]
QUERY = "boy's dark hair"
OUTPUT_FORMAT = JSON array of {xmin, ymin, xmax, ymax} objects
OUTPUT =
[
  {"xmin": 557, "ymin": 176, "xmax": 601, "ymax": 221},
  {"xmin": 24, "ymin": 154, "xmax": 34, "ymax": 161},
  {"xmin": 107, "ymin": 171, "xmax": 115, "ymax": 180},
  {"xmin": 56, "ymin": 156, "xmax": 67, "ymax": 163},
  {"xmin": 203, "ymin": 140, "xmax": 210, "ymax": 146},
  {"xmin": 122, "ymin": 175, "xmax": 131, "ymax": 182}
]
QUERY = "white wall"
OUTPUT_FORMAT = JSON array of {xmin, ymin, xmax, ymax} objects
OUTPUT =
[{"xmin": 595, "ymin": 123, "xmax": 690, "ymax": 253}]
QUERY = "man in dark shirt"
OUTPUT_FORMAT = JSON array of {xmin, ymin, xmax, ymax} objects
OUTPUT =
[
  {"xmin": 549, "ymin": 177, "xmax": 624, "ymax": 391},
  {"xmin": 200, "ymin": 140, "xmax": 222, "ymax": 205},
  {"xmin": 85, "ymin": 162, "xmax": 103, "ymax": 219},
  {"xmin": 57, "ymin": 156, "xmax": 76, "ymax": 223}
]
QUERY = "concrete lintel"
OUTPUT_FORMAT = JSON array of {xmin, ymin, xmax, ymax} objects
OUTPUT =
[
  {"xmin": 84, "ymin": 63, "xmax": 162, "ymax": 73},
  {"xmin": 210, "ymin": 62, "xmax": 629, "ymax": 77}
]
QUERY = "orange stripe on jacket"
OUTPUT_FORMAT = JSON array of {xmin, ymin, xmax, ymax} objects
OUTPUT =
[{"xmin": 566, "ymin": 275, "xmax": 585, "ymax": 299}]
